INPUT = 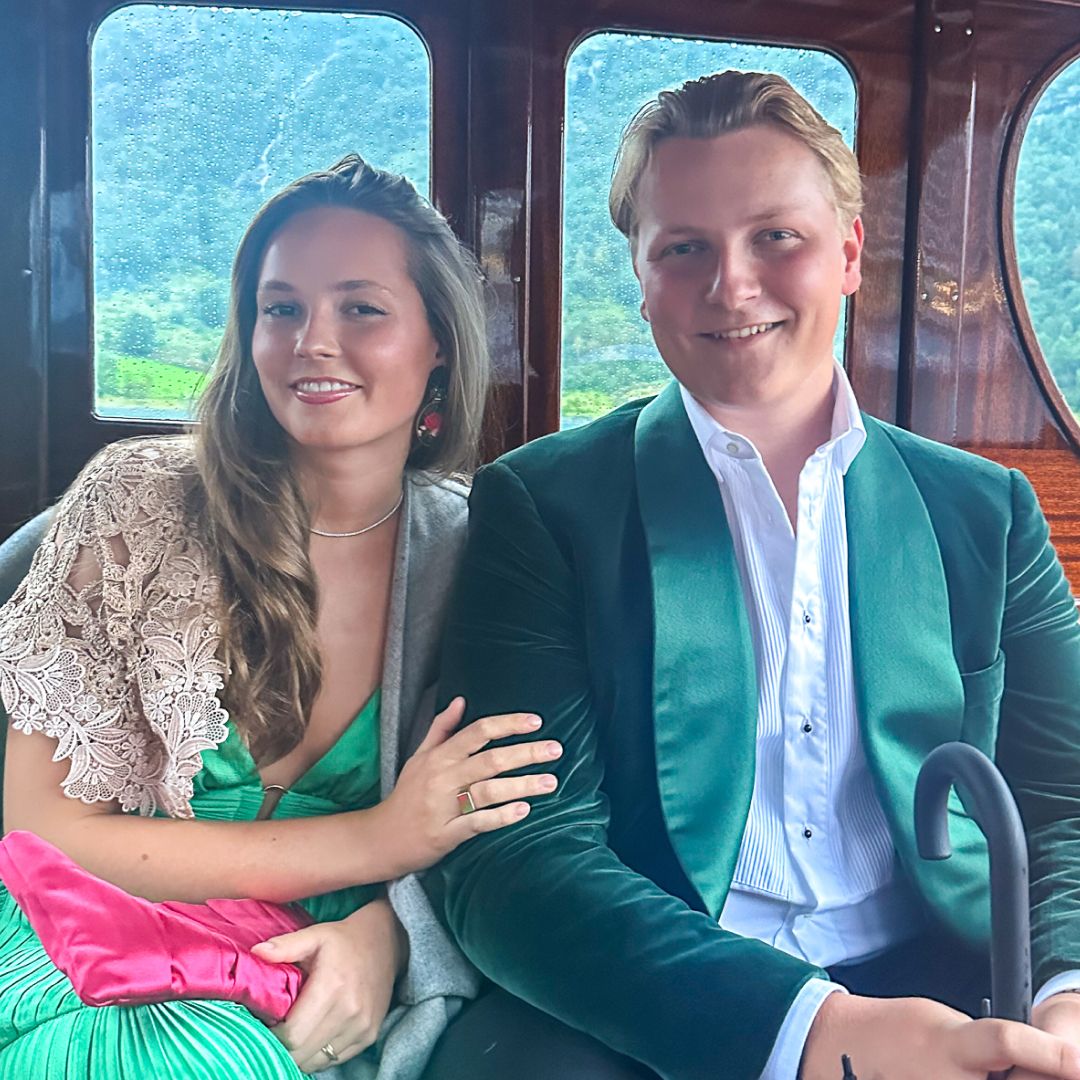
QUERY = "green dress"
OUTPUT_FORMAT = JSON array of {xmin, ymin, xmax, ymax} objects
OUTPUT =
[{"xmin": 0, "ymin": 691, "xmax": 382, "ymax": 1080}]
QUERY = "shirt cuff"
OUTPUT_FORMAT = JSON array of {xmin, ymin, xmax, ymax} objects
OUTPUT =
[
  {"xmin": 758, "ymin": 978, "xmax": 847, "ymax": 1080},
  {"xmin": 1033, "ymin": 971, "xmax": 1080, "ymax": 1007}
]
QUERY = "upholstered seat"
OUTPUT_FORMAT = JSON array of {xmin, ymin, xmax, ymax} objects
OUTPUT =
[
  {"xmin": 0, "ymin": 511, "xmax": 53, "ymax": 607},
  {"xmin": 0, "ymin": 509, "xmax": 54, "ymax": 832}
]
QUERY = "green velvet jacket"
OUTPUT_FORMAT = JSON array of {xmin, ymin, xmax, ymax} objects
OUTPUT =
[{"xmin": 435, "ymin": 381, "xmax": 1080, "ymax": 1080}]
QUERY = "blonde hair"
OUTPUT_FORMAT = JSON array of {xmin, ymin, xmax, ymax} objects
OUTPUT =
[
  {"xmin": 609, "ymin": 70, "xmax": 863, "ymax": 241},
  {"xmin": 193, "ymin": 155, "xmax": 489, "ymax": 763}
]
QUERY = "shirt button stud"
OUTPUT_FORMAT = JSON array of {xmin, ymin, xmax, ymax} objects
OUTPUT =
[
  {"xmin": 803, "ymin": 611, "xmax": 812, "ymax": 624},
  {"xmin": 803, "ymin": 827, "xmax": 813, "ymax": 839},
  {"xmin": 802, "ymin": 721, "xmax": 813, "ymax": 734},
  {"xmin": 726, "ymin": 441, "xmax": 740, "ymax": 456}
]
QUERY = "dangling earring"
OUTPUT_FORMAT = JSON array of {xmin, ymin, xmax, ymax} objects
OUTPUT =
[{"xmin": 414, "ymin": 367, "xmax": 448, "ymax": 446}]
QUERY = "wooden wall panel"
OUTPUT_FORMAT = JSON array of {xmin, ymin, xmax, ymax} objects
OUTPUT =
[
  {"xmin": 905, "ymin": 0, "xmax": 1080, "ymax": 451},
  {"xmin": 0, "ymin": 3, "xmax": 48, "ymax": 536}
]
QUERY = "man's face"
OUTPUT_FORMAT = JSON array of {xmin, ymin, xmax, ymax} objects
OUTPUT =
[{"xmin": 632, "ymin": 125, "xmax": 863, "ymax": 412}]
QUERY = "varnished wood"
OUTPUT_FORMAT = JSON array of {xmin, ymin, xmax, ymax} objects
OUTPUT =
[
  {"xmin": 905, "ymin": 0, "xmax": 1080, "ymax": 450},
  {"xmin": 0, "ymin": 2, "xmax": 48, "ymax": 537}
]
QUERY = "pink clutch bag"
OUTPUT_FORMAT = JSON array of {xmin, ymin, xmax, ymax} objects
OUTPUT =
[{"xmin": 0, "ymin": 830, "xmax": 311, "ymax": 1023}]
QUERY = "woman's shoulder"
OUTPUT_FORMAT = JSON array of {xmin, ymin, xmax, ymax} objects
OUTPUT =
[
  {"xmin": 76, "ymin": 434, "xmax": 197, "ymax": 490},
  {"xmin": 408, "ymin": 470, "xmax": 471, "ymax": 499},
  {"xmin": 406, "ymin": 470, "xmax": 471, "ymax": 528},
  {"xmin": 64, "ymin": 435, "xmax": 199, "ymax": 537}
]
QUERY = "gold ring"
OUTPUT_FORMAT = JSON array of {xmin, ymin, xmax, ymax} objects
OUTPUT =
[
  {"xmin": 321, "ymin": 1041, "xmax": 339, "ymax": 1063},
  {"xmin": 456, "ymin": 788, "xmax": 477, "ymax": 815}
]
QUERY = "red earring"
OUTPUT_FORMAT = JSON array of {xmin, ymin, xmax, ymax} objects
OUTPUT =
[{"xmin": 415, "ymin": 371, "xmax": 447, "ymax": 446}]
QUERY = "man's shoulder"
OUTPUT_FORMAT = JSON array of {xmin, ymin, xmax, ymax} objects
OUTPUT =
[
  {"xmin": 866, "ymin": 415, "xmax": 1012, "ymax": 494},
  {"xmin": 494, "ymin": 397, "xmax": 650, "ymax": 481}
]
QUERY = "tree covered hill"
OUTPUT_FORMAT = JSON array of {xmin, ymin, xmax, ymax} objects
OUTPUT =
[{"xmin": 89, "ymin": 7, "xmax": 1079, "ymax": 428}]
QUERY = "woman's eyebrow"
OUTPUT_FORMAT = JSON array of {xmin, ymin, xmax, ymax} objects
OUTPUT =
[
  {"xmin": 255, "ymin": 279, "xmax": 393, "ymax": 293},
  {"xmin": 333, "ymin": 279, "xmax": 393, "ymax": 294}
]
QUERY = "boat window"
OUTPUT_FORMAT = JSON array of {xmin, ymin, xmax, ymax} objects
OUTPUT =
[
  {"xmin": 560, "ymin": 33, "xmax": 857, "ymax": 428},
  {"xmin": 90, "ymin": 4, "xmax": 431, "ymax": 420}
]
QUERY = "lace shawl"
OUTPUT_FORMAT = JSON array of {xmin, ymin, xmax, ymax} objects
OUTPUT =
[{"xmin": 0, "ymin": 436, "xmax": 229, "ymax": 818}]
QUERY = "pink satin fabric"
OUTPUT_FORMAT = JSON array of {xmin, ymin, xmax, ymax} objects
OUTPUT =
[{"xmin": 0, "ymin": 830, "xmax": 311, "ymax": 1023}]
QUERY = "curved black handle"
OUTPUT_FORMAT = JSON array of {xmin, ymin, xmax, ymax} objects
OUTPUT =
[{"xmin": 914, "ymin": 741, "xmax": 1031, "ymax": 1024}]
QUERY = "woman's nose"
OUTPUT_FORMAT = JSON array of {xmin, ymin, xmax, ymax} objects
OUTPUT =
[{"xmin": 294, "ymin": 307, "xmax": 341, "ymax": 359}]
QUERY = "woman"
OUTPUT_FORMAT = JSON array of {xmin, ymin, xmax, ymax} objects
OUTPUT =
[{"xmin": 0, "ymin": 155, "xmax": 560, "ymax": 1079}]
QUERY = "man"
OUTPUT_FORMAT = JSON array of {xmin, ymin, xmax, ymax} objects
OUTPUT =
[{"xmin": 427, "ymin": 71, "xmax": 1080, "ymax": 1079}]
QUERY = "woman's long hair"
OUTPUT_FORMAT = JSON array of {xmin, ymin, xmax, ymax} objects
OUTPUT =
[{"xmin": 192, "ymin": 155, "xmax": 489, "ymax": 764}]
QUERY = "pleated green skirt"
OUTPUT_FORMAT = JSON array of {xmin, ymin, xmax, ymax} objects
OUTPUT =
[{"xmin": 0, "ymin": 692, "xmax": 382, "ymax": 1079}]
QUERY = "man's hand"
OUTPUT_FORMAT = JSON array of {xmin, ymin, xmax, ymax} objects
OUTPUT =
[
  {"xmin": 252, "ymin": 896, "xmax": 406, "ymax": 1073},
  {"xmin": 800, "ymin": 992, "xmax": 1080, "ymax": 1080},
  {"xmin": 1010, "ymin": 993, "xmax": 1080, "ymax": 1080}
]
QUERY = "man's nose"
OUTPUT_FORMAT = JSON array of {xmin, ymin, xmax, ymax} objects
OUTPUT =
[
  {"xmin": 294, "ymin": 306, "xmax": 341, "ymax": 359},
  {"xmin": 704, "ymin": 249, "xmax": 760, "ymax": 309}
]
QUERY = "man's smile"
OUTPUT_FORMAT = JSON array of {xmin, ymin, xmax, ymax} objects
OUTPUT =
[{"xmin": 698, "ymin": 320, "xmax": 784, "ymax": 341}]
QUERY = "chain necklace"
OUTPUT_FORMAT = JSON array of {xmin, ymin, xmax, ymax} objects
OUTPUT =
[{"xmin": 309, "ymin": 490, "xmax": 404, "ymax": 538}]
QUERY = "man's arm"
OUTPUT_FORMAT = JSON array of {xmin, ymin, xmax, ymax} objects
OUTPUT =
[
  {"xmin": 993, "ymin": 469, "xmax": 1080, "ymax": 988},
  {"xmin": 799, "ymin": 464, "xmax": 1080, "ymax": 1080},
  {"xmin": 436, "ymin": 460, "xmax": 822, "ymax": 1080}
]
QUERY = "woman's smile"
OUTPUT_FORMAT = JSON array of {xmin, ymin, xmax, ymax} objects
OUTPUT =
[{"xmin": 290, "ymin": 377, "xmax": 362, "ymax": 404}]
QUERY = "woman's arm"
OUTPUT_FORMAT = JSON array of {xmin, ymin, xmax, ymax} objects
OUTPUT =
[{"xmin": 4, "ymin": 700, "xmax": 560, "ymax": 903}]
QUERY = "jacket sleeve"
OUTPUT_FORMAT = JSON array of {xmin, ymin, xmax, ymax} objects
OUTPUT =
[
  {"xmin": 993, "ymin": 469, "xmax": 1080, "ymax": 990},
  {"xmin": 434, "ymin": 460, "xmax": 823, "ymax": 1080}
]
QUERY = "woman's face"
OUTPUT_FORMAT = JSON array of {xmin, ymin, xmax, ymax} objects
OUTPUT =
[{"xmin": 251, "ymin": 205, "xmax": 441, "ymax": 462}]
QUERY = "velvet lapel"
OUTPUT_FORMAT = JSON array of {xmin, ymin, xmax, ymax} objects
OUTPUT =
[
  {"xmin": 634, "ymin": 381, "xmax": 757, "ymax": 917},
  {"xmin": 846, "ymin": 419, "xmax": 979, "ymax": 897}
]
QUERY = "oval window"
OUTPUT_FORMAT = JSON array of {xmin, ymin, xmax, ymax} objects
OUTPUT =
[{"xmin": 1013, "ymin": 55, "xmax": 1080, "ymax": 427}]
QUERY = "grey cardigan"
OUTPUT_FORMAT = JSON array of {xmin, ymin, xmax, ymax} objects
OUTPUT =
[{"xmin": 333, "ymin": 471, "xmax": 482, "ymax": 1080}]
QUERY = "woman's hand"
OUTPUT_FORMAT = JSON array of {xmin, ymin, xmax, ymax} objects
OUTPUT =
[
  {"xmin": 375, "ymin": 697, "xmax": 562, "ymax": 878},
  {"xmin": 252, "ymin": 896, "xmax": 406, "ymax": 1074}
]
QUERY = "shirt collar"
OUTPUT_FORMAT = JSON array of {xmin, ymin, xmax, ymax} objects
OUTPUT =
[{"xmin": 678, "ymin": 362, "xmax": 866, "ymax": 476}]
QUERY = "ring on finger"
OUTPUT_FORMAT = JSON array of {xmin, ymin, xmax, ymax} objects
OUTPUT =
[
  {"xmin": 321, "ymin": 1041, "xmax": 339, "ymax": 1064},
  {"xmin": 456, "ymin": 787, "xmax": 477, "ymax": 815}
]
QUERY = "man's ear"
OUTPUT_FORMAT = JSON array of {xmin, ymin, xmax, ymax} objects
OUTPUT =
[
  {"xmin": 631, "ymin": 239, "xmax": 650, "ymax": 321},
  {"xmin": 841, "ymin": 215, "xmax": 864, "ymax": 297}
]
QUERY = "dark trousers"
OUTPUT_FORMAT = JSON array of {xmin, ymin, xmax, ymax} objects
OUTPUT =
[{"xmin": 422, "ymin": 932, "xmax": 990, "ymax": 1080}]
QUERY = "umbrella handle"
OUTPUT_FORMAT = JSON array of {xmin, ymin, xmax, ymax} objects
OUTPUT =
[{"xmin": 914, "ymin": 742, "xmax": 1032, "ymax": 1025}]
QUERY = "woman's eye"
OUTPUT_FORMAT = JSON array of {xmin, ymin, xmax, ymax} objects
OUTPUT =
[
  {"xmin": 261, "ymin": 302, "xmax": 297, "ymax": 318},
  {"xmin": 347, "ymin": 303, "xmax": 385, "ymax": 317}
]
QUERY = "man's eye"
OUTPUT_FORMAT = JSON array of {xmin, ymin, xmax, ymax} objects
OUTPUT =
[
  {"xmin": 664, "ymin": 241, "xmax": 701, "ymax": 257},
  {"xmin": 763, "ymin": 229, "xmax": 797, "ymax": 242}
]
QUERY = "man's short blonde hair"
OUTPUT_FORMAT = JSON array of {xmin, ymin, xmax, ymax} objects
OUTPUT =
[{"xmin": 609, "ymin": 70, "xmax": 863, "ymax": 242}]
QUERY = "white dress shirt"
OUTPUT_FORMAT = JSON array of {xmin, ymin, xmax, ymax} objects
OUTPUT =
[
  {"xmin": 681, "ymin": 368, "xmax": 925, "ymax": 1079},
  {"xmin": 680, "ymin": 366, "xmax": 1080, "ymax": 1078}
]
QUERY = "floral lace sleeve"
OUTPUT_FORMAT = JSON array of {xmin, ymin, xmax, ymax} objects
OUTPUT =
[{"xmin": 0, "ymin": 437, "xmax": 229, "ymax": 817}]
